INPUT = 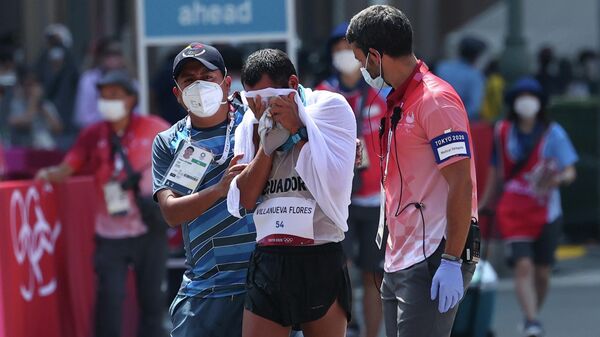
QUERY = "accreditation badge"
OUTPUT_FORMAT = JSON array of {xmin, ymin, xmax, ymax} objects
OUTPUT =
[
  {"xmin": 103, "ymin": 180, "xmax": 131, "ymax": 216},
  {"xmin": 162, "ymin": 141, "xmax": 214, "ymax": 195}
]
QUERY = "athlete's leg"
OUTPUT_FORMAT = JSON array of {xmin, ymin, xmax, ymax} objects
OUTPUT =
[
  {"xmin": 300, "ymin": 300, "xmax": 347, "ymax": 337},
  {"xmin": 242, "ymin": 309, "xmax": 291, "ymax": 337}
]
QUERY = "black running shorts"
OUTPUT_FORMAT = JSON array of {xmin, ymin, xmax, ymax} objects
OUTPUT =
[{"xmin": 245, "ymin": 242, "xmax": 352, "ymax": 327}]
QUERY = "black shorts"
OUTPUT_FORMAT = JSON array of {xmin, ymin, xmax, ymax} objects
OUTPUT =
[
  {"xmin": 342, "ymin": 205, "xmax": 385, "ymax": 273},
  {"xmin": 505, "ymin": 218, "xmax": 561, "ymax": 267},
  {"xmin": 245, "ymin": 242, "xmax": 352, "ymax": 327}
]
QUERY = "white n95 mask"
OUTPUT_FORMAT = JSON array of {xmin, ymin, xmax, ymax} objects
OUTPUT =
[
  {"xmin": 360, "ymin": 51, "xmax": 390, "ymax": 90},
  {"xmin": 514, "ymin": 96, "xmax": 540, "ymax": 119},
  {"xmin": 181, "ymin": 80, "xmax": 226, "ymax": 118},
  {"xmin": 98, "ymin": 99, "xmax": 127, "ymax": 122},
  {"xmin": 333, "ymin": 50, "xmax": 361, "ymax": 75}
]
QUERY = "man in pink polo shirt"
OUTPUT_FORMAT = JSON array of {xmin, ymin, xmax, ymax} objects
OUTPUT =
[
  {"xmin": 37, "ymin": 70, "xmax": 169, "ymax": 337},
  {"xmin": 347, "ymin": 5, "xmax": 478, "ymax": 337}
]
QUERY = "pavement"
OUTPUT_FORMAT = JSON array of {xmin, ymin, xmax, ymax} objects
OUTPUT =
[
  {"xmin": 349, "ymin": 244, "xmax": 600, "ymax": 337},
  {"xmin": 491, "ymin": 244, "xmax": 600, "ymax": 337},
  {"xmin": 162, "ymin": 244, "xmax": 600, "ymax": 337}
]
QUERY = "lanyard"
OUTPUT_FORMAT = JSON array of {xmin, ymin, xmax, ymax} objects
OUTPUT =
[
  {"xmin": 382, "ymin": 103, "xmax": 401, "ymax": 186},
  {"xmin": 380, "ymin": 61, "xmax": 425, "ymax": 188},
  {"xmin": 185, "ymin": 109, "xmax": 236, "ymax": 166}
]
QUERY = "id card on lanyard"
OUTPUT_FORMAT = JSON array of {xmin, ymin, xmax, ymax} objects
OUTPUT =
[
  {"xmin": 375, "ymin": 62, "xmax": 425, "ymax": 249},
  {"xmin": 162, "ymin": 115, "xmax": 235, "ymax": 195},
  {"xmin": 103, "ymin": 151, "xmax": 131, "ymax": 216}
]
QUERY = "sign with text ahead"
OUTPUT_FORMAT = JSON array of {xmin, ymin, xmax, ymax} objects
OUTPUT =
[
  {"xmin": 143, "ymin": 0, "xmax": 289, "ymax": 42},
  {"xmin": 136, "ymin": 0, "xmax": 295, "ymax": 115}
]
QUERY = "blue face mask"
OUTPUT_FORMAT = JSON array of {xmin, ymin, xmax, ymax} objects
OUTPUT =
[{"xmin": 360, "ymin": 51, "xmax": 390, "ymax": 90}]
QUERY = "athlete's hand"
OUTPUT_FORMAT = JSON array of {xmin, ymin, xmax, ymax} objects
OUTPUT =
[
  {"xmin": 430, "ymin": 259, "xmax": 464, "ymax": 313},
  {"xmin": 216, "ymin": 154, "xmax": 247, "ymax": 197},
  {"xmin": 248, "ymin": 95, "xmax": 269, "ymax": 121},
  {"xmin": 270, "ymin": 92, "xmax": 302, "ymax": 133}
]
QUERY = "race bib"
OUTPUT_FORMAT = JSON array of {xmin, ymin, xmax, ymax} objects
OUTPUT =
[
  {"xmin": 430, "ymin": 131, "xmax": 471, "ymax": 164},
  {"xmin": 254, "ymin": 197, "xmax": 316, "ymax": 246},
  {"xmin": 162, "ymin": 141, "xmax": 214, "ymax": 195},
  {"xmin": 103, "ymin": 181, "xmax": 131, "ymax": 216}
]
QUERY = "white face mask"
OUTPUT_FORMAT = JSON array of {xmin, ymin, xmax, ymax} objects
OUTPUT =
[
  {"xmin": 180, "ymin": 79, "xmax": 226, "ymax": 118},
  {"xmin": 98, "ymin": 98, "xmax": 127, "ymax": 122},
  {"xmin": 0, "ymin": 71, "xmax": 17, "ymax": 87},
  {"xmin": 49, "ymin": 47, "xmax": 65, "ymax": 61},
  {"xmin": 360, "ymin": 51, "xmax": 390, "ymax": 89},
  {"xmin": 514, "ymin": 96, "xmax": 540, "ymax": 119},
  {"xmin": 332, "ymin": 50, "xmax": 360, "ymax": 75}
]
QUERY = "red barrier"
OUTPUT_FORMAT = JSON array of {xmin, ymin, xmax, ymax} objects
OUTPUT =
[
  {"xmin": 0, "ymin": 177, "xmax": 96, "ymax": 337},
  {"xmin": 470, "ymin": 121, "xmax": 494, "ymax": 238},
  {"xmin": 2, "ymin": 148, "xmax": 64, "ymax": 180}
]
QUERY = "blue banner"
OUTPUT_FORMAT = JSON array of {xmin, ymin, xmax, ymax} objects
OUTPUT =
[{"xmin": 144, "ymin": 0, "xmax": 288, "ymax": 38}]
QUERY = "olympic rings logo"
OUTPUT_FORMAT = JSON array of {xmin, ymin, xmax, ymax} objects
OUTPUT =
[{"xmin": 9, "ymin": 186, "xmax": 61, "ymax": 302}]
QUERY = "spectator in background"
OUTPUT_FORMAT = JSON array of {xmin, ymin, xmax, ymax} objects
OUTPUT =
[
  {"xmin": 34, "ymin": 23, "xmax": 79, "ymax": 149},
  {"xmin": 480, "ymin": 59, "xmax": 505, "ymax": 123},
  {"xmin": 74, "ymin": 38, "xmax": 128, "ymax": 129},
  {"xmin": 535, "ymin": 46, "xmax": 560, "ymax": 96},
  {"xmin": 7, "ymin": 68, "xmax": 63, "ymax": 149},
  {"xmin": 478, "ymin": 77, "xmax": 578, "ymax": 337},
  {"xmin": 37, "ymin": 70, "xmax": 169, "ymax": 337},
  {"xmin": 572, "ymin": 49, "xmax": 600, "ymax": 96},
  {"xmin": 556, "ymin": 57, "xmax": 574, "ymax": 95},
  {"xmin": 315, "ymin": 22, "xmax": 386, "ymax": 337},
  {"xmin": 0, "ymin": 45, "xmax": 19, "ymax": 145},
  {"xmin": 0, "ymin": 46, "xmax": 62, "ymax": 149},
  {"xmin": 150, "ymin": 47, "xmax": 187, "ymax": 124},
  {"xmin": 437, "ymin": 36, "xmax": 487, "ymax": 120}
]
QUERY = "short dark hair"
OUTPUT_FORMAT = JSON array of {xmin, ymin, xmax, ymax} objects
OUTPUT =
[
  {"xmin": 185, "ymin": 146, "xmax": 194, "ymax": 152},
  {"xmin": 346, "ymin": 5, "xmax": 413, "ymax": 57},
  {"xmin": 241, "ymin": 49, "xmax": 297, "ymax": 88},
  {"xmin": 459, "ymin": 36, "xmax": 486, "ymax": 64}
]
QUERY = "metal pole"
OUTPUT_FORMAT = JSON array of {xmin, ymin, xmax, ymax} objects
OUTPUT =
[
  {"xmin": 135, "ymin": 0, "xmax": 149, "ymax": 115},
  {"xmin": 286, "ymin": 0, "xmax": 298, "ymax": 68},
  {"xmin": 499, "ymin": 0, "xmax": 529, "ymax": 84}
]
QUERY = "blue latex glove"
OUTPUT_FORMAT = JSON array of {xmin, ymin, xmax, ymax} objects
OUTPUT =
[{"xmin": 430, "ymin": 259, "xmax": 464, "ymax": 313}]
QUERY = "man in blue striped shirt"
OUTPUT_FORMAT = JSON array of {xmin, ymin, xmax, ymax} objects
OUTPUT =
[{"xmin": 152, "ymin": 42, "xmax": 256, "ymax": 337}]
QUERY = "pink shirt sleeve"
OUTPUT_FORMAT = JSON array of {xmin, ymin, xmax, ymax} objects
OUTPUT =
[
  {"xmin": 63, "ymin": 126, "xmax": 96, "ymax": 172},
  {"xmin": 419, "ymin": 92, "xmax": 472, "ymax": 169}
]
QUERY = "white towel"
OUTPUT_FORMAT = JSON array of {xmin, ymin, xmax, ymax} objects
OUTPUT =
[{"xmin": 227, "ymin": 87, "xmax": 357, "ymax": 231}]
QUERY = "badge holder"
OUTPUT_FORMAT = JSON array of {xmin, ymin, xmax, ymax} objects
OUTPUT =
[
  {"xmin": 103, "ymin": 180, "xmax": 131, "ymax": 216},
  {"xmin": 162, "ymin": 141, "xmax": 214, "ymax": 196}
]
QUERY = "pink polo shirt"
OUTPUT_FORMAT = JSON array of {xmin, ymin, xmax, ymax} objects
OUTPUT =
[
  {"xmin": 383, "ymin": 61, "xmax": 478, "ymax": 272},
  {"xmin": 64, "ymin": 115, "xmax": 169, "ymax": 239}
]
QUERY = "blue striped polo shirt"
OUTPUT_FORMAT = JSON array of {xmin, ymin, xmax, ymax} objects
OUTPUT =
[{"xmin": 152, "ymin": 104, "xmax": 256, "ymax": 299}]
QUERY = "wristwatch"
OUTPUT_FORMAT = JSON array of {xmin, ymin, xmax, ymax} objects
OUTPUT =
[
  {"xmin": 441, "ymin": 253, "xmax": 462, "ymax": 263},
  {"xmin": 290, "ymin": 126, "xmax": 308, "ymax": 144},
  {"xmin": 278, "ymin": 126, "xmax": 308, "ymax": 152}
]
